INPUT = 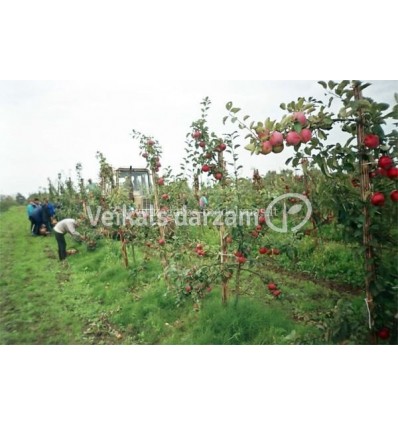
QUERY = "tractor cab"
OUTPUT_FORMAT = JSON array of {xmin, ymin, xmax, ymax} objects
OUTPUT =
[{"xmin": 115, "ymin": 167, "xmax": 153, "ymax": 211}]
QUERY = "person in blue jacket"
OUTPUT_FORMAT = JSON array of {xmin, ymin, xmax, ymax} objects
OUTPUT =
[
  {"xmin": 26, "ymin": 199, "xmax": 39, "ymax": 235},
  {"xmin": 30, "ymin": 203, "xmax": 43, "ymax": 236},
  {"xmin": 41, "ymin": 199, "xmax": 56, "ymax": 231}
]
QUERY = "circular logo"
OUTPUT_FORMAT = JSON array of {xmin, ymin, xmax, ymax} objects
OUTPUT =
[{"xmin": 265, "ymin": 193, "xmax": 312, "ymax": 233}]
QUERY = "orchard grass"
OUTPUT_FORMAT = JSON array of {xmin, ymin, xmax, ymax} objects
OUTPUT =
[{"xmin": 1, "ymin": 207, "xmax": 367, "ymax": 345}]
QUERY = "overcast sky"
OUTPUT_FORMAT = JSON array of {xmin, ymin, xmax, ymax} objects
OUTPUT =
[{"xmin": 1, "ymin": 80, "xmax": 397, "ymax": 197}]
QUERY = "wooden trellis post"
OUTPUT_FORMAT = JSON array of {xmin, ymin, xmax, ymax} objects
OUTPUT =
[{"xmin": 354, "ymin": 83, "xmax": 376, "ymax": 333}]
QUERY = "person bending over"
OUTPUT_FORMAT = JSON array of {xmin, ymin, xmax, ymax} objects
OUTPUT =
[{"xmin": 53, "ymin": 218, "xmax": 84, "ymax": 261}]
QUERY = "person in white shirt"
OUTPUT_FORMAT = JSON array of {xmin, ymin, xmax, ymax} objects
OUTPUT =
[{"xmin": 53, "ymin": 218, "xmax": 84, "ymax": 261}]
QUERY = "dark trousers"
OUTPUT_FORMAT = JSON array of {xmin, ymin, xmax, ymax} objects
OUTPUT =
[
  {"xmin": 32, "ymin": 218, "xmax": 42, "ymax": 235},
  {"xmin": 54, "ymin": 231, "xmax": 67, "ymax": 261},
  {"xmin": 29, "ymin": 217, "xmax": 35, "ymax": 233}
]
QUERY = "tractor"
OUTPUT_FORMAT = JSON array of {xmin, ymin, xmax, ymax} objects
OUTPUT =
[{"xmin": 115, "ymin": 166, "xmax": 153, "ymax": 212}]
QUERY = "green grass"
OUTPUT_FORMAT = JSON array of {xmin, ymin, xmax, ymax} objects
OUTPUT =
[{"xmin": 0, "ymin": 207, "xmax": 369, "ymax": 345}]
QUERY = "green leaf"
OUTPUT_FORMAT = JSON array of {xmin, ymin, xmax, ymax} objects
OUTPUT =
[
  {"xmin": 328, "ymin": 80, "xmax": 337, "ymax": 90},
  {"xmin": 243, "ymin": 115, "xmax": 250, "ymax": 121},
  {"xmin": 231, "ymin": 117, "xmax": 237, "ymax": 123},
  {"xmin": 377, "ymin": 103, "xmax": 390, "ymax": 111},
  {"xmin": 357, "ymin": 99, "xmax": 372, "ymax": 110},
  {"xmin": 297, "ymin": 98, "xmax": 305, "ymax": 109},
  {"xmin": 359, "ymin": 82, "xmax": 371, "ymax": 91},
  {"xmin": 280, "ymin": 103, "xmax": 286, "ymax": 110},
  {"xmin": 318, "ymin": 81, "xmax": 327, "ymax": 89},
  {"xmin": 226, "ymin": 101, "xmax": 233, "ymax": 111},
  {"xmin": 383, "ymin": 110, "xmax": 398, "ymax": 120},
  {"xmin": 318, "ymin": 129, "xmax": 326, "ymax": 140},
  {"xmin": 294, "ymin": 122, "xmax": 302, "ymax": 133},
  {"xmin": 244, "ymin": 143, "xmax": 256, "ymax": 153},
  {"xmin": 223, "ymin": 116, "xmax": 228, "ymax": 125},
  {"xmin": 372, "ymin": 124, "xmax": 385, "ymax": 139},
  {"xmin": 335, "ymin": 80, "xmax": 350, "ymax": 95},
  {"xmin": 338, "ymin": 107, "xmax": 347, "ymax": 118},
  {"xmin": 231, "ymin": 107, "xmax": 241, "ymax": 114}
]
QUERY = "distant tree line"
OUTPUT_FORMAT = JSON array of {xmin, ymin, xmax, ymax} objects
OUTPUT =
[{"xmin": 0, "ymin": 193, "xmax": 26, "ymax": 213}]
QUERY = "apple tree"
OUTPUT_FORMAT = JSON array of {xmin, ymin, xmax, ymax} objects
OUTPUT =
[{"xmin": 224, "ymin": 80, "xmax": 398, "ymax": 343}]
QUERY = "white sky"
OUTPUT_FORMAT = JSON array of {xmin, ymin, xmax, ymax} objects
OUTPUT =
[
  {"xmin": 0, "ymin": 2, "xmax": 397, "ymax": 198},
  {"xmin": 1, "ymin": 80, "xmax": 397, "ymax": 196}
]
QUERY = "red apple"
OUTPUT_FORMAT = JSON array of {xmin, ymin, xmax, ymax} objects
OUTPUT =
[
  {"xmin": 258, "ymin": 216, "xmax": 266, "ymax": 225},
  {"xmin": 300, "ymin": 128, "xmax": 312, "ymax": 143},
  {"xmin": 272, "ymin": 248, "xmax": 280, "ymax": 255},
  {"xmin": 376, "ymin": 167, "xmax": 387, "ymax": 177},
  {"xmin": 259, "ymin": 247, "xmax": 268, "ymax": 255},
  {"xmin": 142, "ymin": 152, "xmax": 148, "ymax": 158},
  {"xmin": 216, "ymin": 143, "xmax": 227, "ymax": 151},
  {"xmin": 192, "ymin": 130, "xmax": 202, "ymax": 139},
  {"xmin": 147, "ymin": 139, "xmax": 155, "ymax": 146},
  {"xmin": 161, "ymin": 193, "xmax": 169, "ymax": 200},
  {"xmin": 251, "ymin": 230, "xmax": 259, "ymax": 238},
  {"xmin": 269, "ymin": 131, "xmax": 284, "ymax": 146},
  {"xmin": 215, "ymin": 172, "xmax": 223, "ymax": 180},
  {"xmin": 378, "ymin": 155, "xmax": 393, "ymax": 170},
  {"xmin": 371, "ymin": 192, "xmax": 385, "ymax": 206},
  {"xmin": 236, "ymin": 256, "xmax": 247, "ymax": 264},
  {"xmin": 267, "ymin": 282, "xmax": 277, "ymax": 291},
  {"xmin": 390, "ymin": 190, "xmax": 398, "ymax": 202},
  {"xmin": 364, "ymin": 134, "xmax": 380, "ymax": 148},
  {"xmin": 158, "ymin": 239, "xmax": 166, "ymax": 245},
  {"xmin": 286, "ymin": 131, "xmax": 302, "ymax": 146},
  {"xmin": 260, "ymin": 140, "xmax": 273, "ymax": 155},
  {"xmin": 199, "ymin": 140, "xmax": 206, "ymax": 148},
  {"xmin": 157, "ymin": 178, "xmax": 164, "ymax": 185},
  {"xmin": 377, "ymin": 327, "xmax": 390, "ymax": 340},
  {"xmin": 202, "ymin": 164, "xmax": 210, "ymax": 172},
  {"xmin": 272, "ymin": 289, "xmax": 282, "ymax": 297},
  {"xmin": 255, "ymin": 224, "xmax": 262, "ymax": 231},
  {"xmin": 292, "ymin": 112, "xmax": 307, "ymax": 126},
  {"xmin": 387, "ymin": 167, "xmax": 398, "ymax": 180},
  {"xmin": 185, "ymin": 285, "xmax": 192, "ymax": 293}
]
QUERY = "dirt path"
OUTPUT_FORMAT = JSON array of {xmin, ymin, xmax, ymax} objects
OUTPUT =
[{"xmin": 265, "ymin": 263, "xmax": 363, "ymax": 296}]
